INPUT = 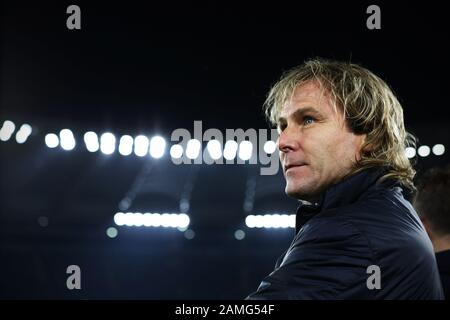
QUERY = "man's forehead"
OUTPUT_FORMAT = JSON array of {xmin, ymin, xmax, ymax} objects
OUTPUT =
[{"xmin": 279, "ymin": 82, "xmax": 333, "ymax": 118}]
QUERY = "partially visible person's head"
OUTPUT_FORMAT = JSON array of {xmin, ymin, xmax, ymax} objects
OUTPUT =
[
  {"xmin": 264, "ymin": 58, "xmax": 416, "ymax": 199},
  {"xmin": 414, "ymin": 165, "xmax": 450, "ymax": 251}
]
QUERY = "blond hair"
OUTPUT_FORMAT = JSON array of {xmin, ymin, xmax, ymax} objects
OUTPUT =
[{"xmin": 265, "ymin": 58, "xmax": 416, "ymax": 191}]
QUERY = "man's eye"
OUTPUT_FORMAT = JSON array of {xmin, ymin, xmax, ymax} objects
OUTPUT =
[{"xmin": 304, "ymin": 116, "xmax": 315, "ymax": 125}]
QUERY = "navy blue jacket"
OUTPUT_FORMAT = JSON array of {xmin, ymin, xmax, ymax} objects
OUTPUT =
[
  {"xmin": 247, "ymin": 168, "xmax": 444, "ymax": 299},
  {"xmin": 435, "ymin": 250, "xmax": 450, "ymax": 299}
]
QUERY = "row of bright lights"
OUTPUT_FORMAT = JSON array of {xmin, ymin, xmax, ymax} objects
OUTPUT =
[
  {"xmin": 35, "ymin": 129, "xmax": 450, "ymax": 161},
  {"xmin": 44, "ymin": 129, "xmax": 279, "ymax": 160},
  {"xmin": 0, "ymin": 121, "xmax": 33, "ymax": 144},
  {"xmin": 405, "ymin": 145, "xmax": 445, "ymax": 158},
  {"xmin": 114, "ymin": 212, "xmax": 190, "ymax": 228},
  {"xmin": 245, "ymin": 214, "xmax": 296, "ymax": 229},
  {"xmin": 2, "ymin": 120, "xmax": 446, "ymax": 160},
  {"xmin": 112, "ymin": 212, "xmax": 294, "ymax": 230},
  {"xmin": 45, "ymin": 130, "xmax": 167, "ymax": 158}
]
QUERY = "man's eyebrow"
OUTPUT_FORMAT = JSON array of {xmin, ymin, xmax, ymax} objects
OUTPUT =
[{"xmin": 277, "ymin": 107, "xmax": 323, "ymax": 124}]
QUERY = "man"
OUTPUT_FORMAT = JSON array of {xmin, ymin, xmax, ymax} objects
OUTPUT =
[
  {"xmin": 246, "ymin": 59, "xmax": 443, "ymax": 299},
  {"xmin": 414, "ymin": 165, "xmax": 450, "ymax": 299}
]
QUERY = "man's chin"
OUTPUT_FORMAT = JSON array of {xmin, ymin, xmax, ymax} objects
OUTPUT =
[
  {"xmin": 285, "ymin": 182, "xmax": 320, "ymax": 201},
  {"xmin": 285, "ymin": 185, "xmax": 309, "ymax": 200}
]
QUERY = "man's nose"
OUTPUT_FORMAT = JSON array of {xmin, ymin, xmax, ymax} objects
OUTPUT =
[{"xmin": 278, "ymin": 127, "xmax": 300, "ymax": 153}]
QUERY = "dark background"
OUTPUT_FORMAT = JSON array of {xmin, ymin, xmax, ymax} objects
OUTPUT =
[{"xmin": 1, "ymin": 1, "xmax": 449, "ymax": 298}]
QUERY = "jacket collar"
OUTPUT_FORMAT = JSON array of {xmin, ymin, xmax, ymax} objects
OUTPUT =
[{"xmin": 295, "ymin": 166, "xmax": 390, "ymax": 233}]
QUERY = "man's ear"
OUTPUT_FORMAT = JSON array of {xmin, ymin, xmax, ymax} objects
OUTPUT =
[{"xmin": 354, "ymin": 134, "xmax": 368, "ymax": 161}]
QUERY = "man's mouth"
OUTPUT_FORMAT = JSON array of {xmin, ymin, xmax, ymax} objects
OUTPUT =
[{"xmin": 284, "ymin": 163, "xmax": 307, "ymax": 173}]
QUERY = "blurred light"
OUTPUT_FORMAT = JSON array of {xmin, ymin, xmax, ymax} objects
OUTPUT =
[
  {"xmin": 160, "ymin": 213, "xmax": 172, "ymax": 227},
  {"xmin": 170, "ymin": 144, "xmax": 183, "ymax": 159},
  {"xmin": 37, "ymin": 216, "xmax": 49, "ymax": 227},
  {"xmin": 263, "ymin": 140, "xmax": 277, "ymax": 154},
  {"xmin": 238, "ymin": 141, "xmax": 253, "ymax": 161},
  {"xmin": 114, "ymin": 212, "xmax": 125, "ymax": 226},
  {"xmin": 279, "ymin": 214, "xmax": 293, "ymax": 228},
  {"xmin": 207, "ymin": 140, "xmax": 222, "ymax": 160},
  {"xmin": 100, "ymin": 132, "xmax": 116, "ymax": 155},
  {"xmin": 184, "ymin": 229, "xmax": 195, "ymax": 240},
  {"xmin": 179, "ymin": 199, "xmax": 190, "ymax": 212},
  {"xmin": 59, "ymin": 129, "xmax": 76, "ymax": 151},
  {"xmin": 2, "ymin": 120, "xmax": 15, "ymax": 132},
  {"xmin": 123, "ymin": 212, "xmax": 135, "ymax": 227},
  {"xmin": 186, "ymin": 139, "xmax": 201, "ymax": 159},
  {"xmin": 223, "ymin": 140, "xmax": 238, "ymax": 160},
  {"xmin": 0, "ymin": 120, "xmax": 16, "ymax": 141},
  {"xmin": 405, "ymin": 147, "xmax": 416, "ymax": 159},
  {"xmin": 118, "ymin": 135, "xmax": 133, "ymax": 156},
  {"xmin": 106, "ymin": 227, "xmax": 118, "ymax": 238},
  {"xmin": 20, "ymin": 124, "xmax": 32, "ymax": 134},
  {"xmin": 15, "ymin": 124, "xmax": 32, "ymax": 144},
  {"xmin": 149, "ymin": 136, "xmax": 166, "ymax": 159},
  {"xmin": 134, "ymin": 135, "xmax": 149, "ymax": 157},
  {"xmin": 245, "ymin": 214, "xmax": 295, "ymax": 229},
  {"xmin": 418, "ymin": 145, "xmax": 431, "ymax": 157},
  {"xmin": 432, "ymin": 144, "xmax": 445, "ymax": 156},
  {"xmin": 144, "ymin": 213, "xmax": 160, "ymax": 227},
  {"xmin": 84, "ymin": 131, "xmax": 99, "ymax": 152},
  {"xmin": 234, "ymin": 229, "xmax": 245, "ymax": 240},
  {"xmin": 178, "ymin": 214, "xmax": 190, "ymax": 228},
  {"xmin": 134, "ymin": 213, "xmax": 145, "ymax": 227},
  {"xmin": 245, "ymin": 215, "xmax": 256, "ymax": 228},
  {"xmin": 113, "ymin": 212, "xmax": 190, "ymax": 229},
  {"xmin": 45, "ymin": 133, "xmax": 59, "ymax": 148},
  {"xmin": 0, "ymin": 132, "xmax": 11, "ymax": 142}
]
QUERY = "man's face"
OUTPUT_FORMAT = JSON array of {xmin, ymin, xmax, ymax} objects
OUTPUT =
[{"xmin": 277, "ymin": 81, "xmax": 366, "ymax": 200}]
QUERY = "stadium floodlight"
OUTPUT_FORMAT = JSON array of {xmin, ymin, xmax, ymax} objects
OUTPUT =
[
  {"xmin": 114, "ymin": 212, "xmax": 190, "ymax": 229},
  {"xmin": 118, "ymin": 135, "xmax": 133, "ymax": 156},
  {"xmin": 0, "ymin": 120, "xmax": 16, "ymax": 142},
  {"xmin": 238, "ymin": 141, "xmax": 253, "ymax": 161},
  {"xmin": 263, "ymin": 140, "xmax": 277, "ymax": 154},
  {"xmin": 149, "ymin": 136, "xmax": 166, "ymax": 159},
  {"xmin": 207, "ymin": 139, "xmax": 222, "ymax": 160},
  {"xmin": 417, "ymin": 145, "xmax": 431, "ymax": 157},
  {"xmin": 134, "ymin": 135, "xmax": 149, "ymax": 157},
  {"xmin": 245, "ymin": 214, "xmax": 295, "ymax": 229},
  {"xmin": 405, "ymin": 147, "xmax": 416, "ymax": 159},
  {"xmin": 432, "ymin": 144, "xmax": 445, "ymax": 156},
  {"xmin": 84, "ymin": 131, "xmax": 99, "ymax": 152},
  {"xmin": 15, "ymin": 124, "xmax": 32, "ymax": 144},
  {"xmin": 186, "ymin": 139, "xmax": 201, "ymax": 160},
  {"xmin": 45, "ymin": 133, "xmax": 59, "ymax": 148},
  {"xmin": 100, "ymin": 132, "xmax": 116, "ymax": 155},
  {"xmin": 223, "ymin": 140, "xmax": 238, "ymax": 160},
  {"xmin": 59, "ymin": 129, "xmax": 76, "ymax": 151},
  {"xmin": 170, "ymin": 144, "xmax": 183, "ymax": 159}
]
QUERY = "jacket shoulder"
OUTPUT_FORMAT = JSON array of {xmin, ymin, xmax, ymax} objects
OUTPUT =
[{"xmin": 247, "ymin": 217, "xmax": 377, "ymax": 299}]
